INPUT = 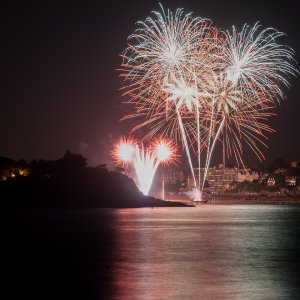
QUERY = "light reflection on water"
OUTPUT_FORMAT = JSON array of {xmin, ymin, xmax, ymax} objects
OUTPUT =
[
  {"xmin": 1, "ymin": 205, "xmax": 300, "ymax": 299},
  {"xmin": 105, "ymin": 206, "xmax": 300, "ymax": 300}
]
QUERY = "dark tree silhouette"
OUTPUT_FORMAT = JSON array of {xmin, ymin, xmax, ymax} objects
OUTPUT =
[
  {"xmin": 268, "ymin": 158, "xmax": 288, "ymax": 172},
  {"xmin": 0, "ymin": 151, "xmax": 188, "ymax": 208}
]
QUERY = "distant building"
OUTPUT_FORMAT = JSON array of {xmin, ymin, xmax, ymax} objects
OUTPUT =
[
  {"xmin": 291, "ymin": 161, "xmax": 300, "ymax": 168},
  {"xmin": 162, "ymin": 170, "xmax": 180, "ymax": 185},
  {"xmin": 159, "ymin": 160, "xmax": 299, "ymax": 193},
  {"xmin": 267, "ymin": 177, "xmax": 276, "ymax": 187},
  {"xmin": 274, "ymin": 168, "xmax": 286, "ymax": 175},
  {"xmin": 259, "ymin": 173, "xmax": 269, "ymax": 184},
  {"xmin": 159, "ymin": 170, "xmax": 186, "ymax": 193},
  {"xmin": 285, "ymin": 176, "xmax": 297, "ymax": 186},
  {"xmin": 161, "ymin": 170, "xmax": 185, "ymax": 183},
  {"xmin": 186, "ymin": 165, "xmax": 248, "ymax": 191},
  {"xmin": 237, "ymin": 170, "xmax": 259, "ymax": 183}
]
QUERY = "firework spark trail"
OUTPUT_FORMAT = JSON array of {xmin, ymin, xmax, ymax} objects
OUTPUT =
[
  {"xmin": 119, "ymin": 4, "xmax": 297, "ymax": 199},
  {"xmin": 202, "ymin": 116, "xmax": 225, "ymax": 190},
  {"xmin": 196, "ymin": 105, "xmax": 201, "ymax": 198},
  {"xmin": 175, "ymin": 102, "xmax": 197, "ymax": 189},
  {"xmin": 120, "ymin": 4, "xmax": 213, "ymax": 115},
  {"xmin": 163, "ymin": 74, "xmax": 211, "ymax": 197},
  {"xmin": 134, "ymin": 138, "xmax": 177, "ymax": 195},
  {"xmin": 119, "ymin": 5, "xmax": 217, "ymax": 196},
  {"xmin": 202, "ymin": 71, "xmax": 242, "ymax": 187},
  {"xmin": 134, "ymin": 145, "xmax": 160, "ymax": 195},
  {"xmin": 203, "ymin": 90, "xmax": 216, "ymax": 191},
  {"xmin": 223, "ymin": 22, "xmax": 298, "ymax": 101},
  {"xmin": 112, "ymin": 137, "xmax": 177, "ymax": 196}
]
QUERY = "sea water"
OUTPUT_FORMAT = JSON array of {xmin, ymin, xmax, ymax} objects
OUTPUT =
[{"xmin": 1, "ymin": 205, "xmax": 299, "ymax": 299}]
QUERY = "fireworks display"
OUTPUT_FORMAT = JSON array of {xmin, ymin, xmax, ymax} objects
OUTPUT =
[
  {"xmin": 112, "ymin": 137, "xmax": 177, "ymax": 195},
  {"xmin": 112, "ymin": 136, "xmax": 136, "ymax": 166},
  {"xmin": 116, "ymin": 4, "xmax": 298, "ymax": 200}
]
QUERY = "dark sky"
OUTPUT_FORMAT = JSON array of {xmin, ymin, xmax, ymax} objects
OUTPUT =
[{"xmin": 1, "ymin": 0, "xmax": 299, "ymax": 167}]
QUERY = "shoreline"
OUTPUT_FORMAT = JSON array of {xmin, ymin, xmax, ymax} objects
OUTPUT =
[{"xmin": 164, "ymin": 195, "xmax": 300, "ymax": 206}]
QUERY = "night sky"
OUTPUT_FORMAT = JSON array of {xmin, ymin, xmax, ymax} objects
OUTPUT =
[{"xmin": 1, "ymin": 0, "xmax": 299, "ymax": 167}]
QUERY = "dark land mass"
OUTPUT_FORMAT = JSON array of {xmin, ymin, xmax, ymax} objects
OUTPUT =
[
  {"xmin": 0, "ymin": 151, "xmax": 190, "ymax": 208},
  {"xmin": 0, "ymin": 152, "xmax": 190, "ymax": 300}
]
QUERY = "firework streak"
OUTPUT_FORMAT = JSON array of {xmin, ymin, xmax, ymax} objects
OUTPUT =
[
  {"xmin": 112, "ymin": 137, "xmax": 177, "ymax": 195},
  {"xmin": 118, "ymin": 4, "xmax": 298, "ymax": 199}
]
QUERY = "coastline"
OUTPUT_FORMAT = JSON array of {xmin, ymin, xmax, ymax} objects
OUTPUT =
[{"xmin": 164, "ymin": 195, "xmax": 300, "ymax": 206}]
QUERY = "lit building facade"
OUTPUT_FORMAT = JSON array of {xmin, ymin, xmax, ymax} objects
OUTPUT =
[
  {"xmin": 285, "ymin": 176, "xmax": 297, "ymax": 186},
  {"xmin": 186, "ymin": 165, "xmax": 249, "ymax": 191}
]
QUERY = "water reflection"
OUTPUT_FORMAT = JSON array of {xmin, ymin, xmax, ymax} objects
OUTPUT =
[
  {"xmin": 106, "ymin": 206, "xmax": 300, "ymax": 300},
  {"xmin": 1, "ymin": 206, "xmax": 299, "ymax": 299}
]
